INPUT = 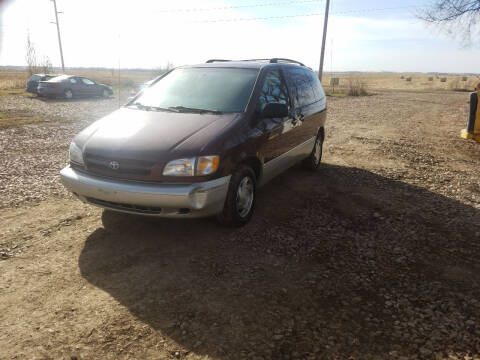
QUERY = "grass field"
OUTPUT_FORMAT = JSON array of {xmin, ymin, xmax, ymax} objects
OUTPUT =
[
  {"xmin": 321, "ymin": 72, "xmax": 480, "ymax": 93},
  {"xmin": 0, "ymin": 68, "xmax": 161, "ymax": 91},
  {"xmin": 1, "ymin": 68, "xmax": 479, "ymax": 93}
]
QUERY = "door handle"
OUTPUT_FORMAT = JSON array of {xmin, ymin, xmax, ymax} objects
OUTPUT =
[{"xmin": 292, "ymin": 114, "xmax": 304, "ymax": 125}]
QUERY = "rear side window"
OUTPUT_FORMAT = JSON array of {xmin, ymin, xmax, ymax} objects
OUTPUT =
[
  {"xmin": 50, "ymin": 75, "xmax": 70, "ymax": 82},
  {"xmin": 29, "ymin": 75, "xmax": 41, "ymax": 81},
  {"xmin": 257, "ymin": 69, "xmax": 290, "ymax": 112},
  {"xmin": 305, "ymin": 70, "xmax": 325, "ymax": 101},
  {"xmin": 286, "ymin": 68, "xmax": 318, "ymax": 107}
]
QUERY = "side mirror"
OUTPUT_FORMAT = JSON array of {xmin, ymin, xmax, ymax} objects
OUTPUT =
[{"xmin": 261, "ymin": 102, "xmax": 288, "ymax": 118}]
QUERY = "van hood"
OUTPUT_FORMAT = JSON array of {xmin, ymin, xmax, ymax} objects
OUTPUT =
[{"xmin": 75, "ymin": 107, "xmax": 239, "ymax": 162}]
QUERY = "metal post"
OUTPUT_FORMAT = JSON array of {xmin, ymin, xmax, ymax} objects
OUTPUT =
[
  {"xmin": 318, "ymin": 0, "xmax": 330, "ymax": 81},
  {"xmin": 51, "ymin": 0, "xmax": 65, "ymax": 72}
]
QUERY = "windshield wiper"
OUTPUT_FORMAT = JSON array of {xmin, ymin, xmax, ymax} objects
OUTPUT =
[
  {"xmin": 168, "ymin": 106, "xmax": 223, "ymax": 115},
  {"xmin": 129, "ymin": 103, "xmax": 178, "ymax": 112}
]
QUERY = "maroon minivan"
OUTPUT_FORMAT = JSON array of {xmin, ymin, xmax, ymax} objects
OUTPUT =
[{"xmin": 60, "ymin": 58, "xmax": 327, "ymax": 226}]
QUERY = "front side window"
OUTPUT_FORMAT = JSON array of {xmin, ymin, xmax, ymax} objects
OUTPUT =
[
  {"xmin": 257, "ymin": 69, "xmax": 290, "ymax": 112},
  {"xmin": 81, "ymin": 78, "xmax": 95, "ymax": 85},
  {"xmin": 69, "ymin": 78, "xmax": 77, "ymax": 84},
  {"xmin": 133, "ymin": 67, "xmax": 259, "ymax": 113}
]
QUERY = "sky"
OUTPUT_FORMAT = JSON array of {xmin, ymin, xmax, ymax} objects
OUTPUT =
[{"xmin": 0, "ymin": 0, "xmax": 479, "ymax": 73}]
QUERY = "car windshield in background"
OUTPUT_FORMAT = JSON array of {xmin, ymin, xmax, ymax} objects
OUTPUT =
[{"xmin": 132, "ymin": 67, "xmax": 259, "ymax": 113}]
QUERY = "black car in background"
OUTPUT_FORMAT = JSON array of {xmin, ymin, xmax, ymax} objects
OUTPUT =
[
  {"xmin": 37, "ymin": 75, "xmax": 113, "ymax": 99},
  {"xmin": 26, "ymin": 73, "xmax": 59, "ymax": 94}
]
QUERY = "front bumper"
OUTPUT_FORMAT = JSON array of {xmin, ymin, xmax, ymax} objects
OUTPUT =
[{"xmin": 60, "ymin": 166, "xmax": 230, "ymax": 218}]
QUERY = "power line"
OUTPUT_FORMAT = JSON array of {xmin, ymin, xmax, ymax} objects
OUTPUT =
[
  {"xmin": 191, "ymin": 5, "xmax": 419, "ymax": 23},
  {"xmin": 153, "ymin": 0, "xmax": 323, "ymax": 13}
]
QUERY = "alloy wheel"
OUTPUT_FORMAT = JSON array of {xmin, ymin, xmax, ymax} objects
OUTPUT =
[{"xmin": 235, "ymin": 176, "xmax": 254, "ymax": 218}]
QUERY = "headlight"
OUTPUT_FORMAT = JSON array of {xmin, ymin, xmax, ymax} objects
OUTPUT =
[
  {"xmin": 69, "ymin": 142, "xmax": 84, "ymax": 165},
  {"xmin": 163, "ymin": 155, "xmax": 219, "ymax": 176},
  {"xmin": 163, "ymin": 157, "xmax": 196, "ymax": 176}
]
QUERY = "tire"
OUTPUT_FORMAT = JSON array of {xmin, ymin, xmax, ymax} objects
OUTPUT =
[
  {"xmin": 64, "ymin": 89, "xmax": 73, "ymax": 100},
  {"xmin": 102, "ymin": 89, "xmax": 110, "ymax": 98},
  {"xmin": 303, "ymin": 128, "xmax": 324, "ymax": 170},
  {"xmin": 217, "ymin": 165, "xmax": 256, "ymax": 227}
]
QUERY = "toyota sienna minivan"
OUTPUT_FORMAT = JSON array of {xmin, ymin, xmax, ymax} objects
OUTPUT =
[{"xmin": 60, "ymin": 58, "xmax": 327, "ymax": 226}]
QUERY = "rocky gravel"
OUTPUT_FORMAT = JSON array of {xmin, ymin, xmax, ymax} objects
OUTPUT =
[
  {"xmin": 0, "ymin": 95, "xmax": 121, "ymax": 207},
  {"xmin": 0, "ymin": 90, "xmax": 479, "ymax": 359}
]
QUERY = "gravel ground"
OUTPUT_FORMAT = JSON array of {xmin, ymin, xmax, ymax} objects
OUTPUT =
[
  {"xmin": 0, "ymin": 95, "xmax": 122, "ymax": 208},
  {"xmin": 0, "ymin": 90, "xmax": 479, "ymax": 360}
]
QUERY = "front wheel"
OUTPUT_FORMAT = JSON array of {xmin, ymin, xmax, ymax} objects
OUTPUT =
[
  {"xmin": 217, "ymin": 165, "xmax": 256, "ymax": 227},
  {"xmin": 303, "ymin": 128, "xmax": 324, "ymax": 170},
  {"xmin": 102, "ymin": 89, "xmax": 110, "ymax": 98}
]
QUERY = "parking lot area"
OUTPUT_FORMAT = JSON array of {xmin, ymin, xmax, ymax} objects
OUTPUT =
[{"xmin": 1, "ymin": 90, "xmax": 479, "ymax": 359}]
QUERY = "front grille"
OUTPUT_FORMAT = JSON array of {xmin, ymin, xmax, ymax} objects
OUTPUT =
[
  {"xmin": 86, "ymin": 197, "xmax": 163, "ymax": 215},
  {"xmin": 84, "ymin": 153, "xmax": 155, "ymax": 177}
]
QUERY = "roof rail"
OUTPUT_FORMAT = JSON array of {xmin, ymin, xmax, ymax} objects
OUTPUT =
[
  {"xmin": 205, "ymin": 58, "xmax": 305, "ymax": 66},
  {"xmin": 269, "ymin": 58, "xmax": 305, "ymax": 66},
  {"xmin": 206, "ymin": 59, "xmax": 231, "ymax": 63}
]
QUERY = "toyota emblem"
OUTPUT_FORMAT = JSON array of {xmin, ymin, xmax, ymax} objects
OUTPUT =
[{"xmin": 109, "ymin": 161, "xmax": 120, "ymax": 170}]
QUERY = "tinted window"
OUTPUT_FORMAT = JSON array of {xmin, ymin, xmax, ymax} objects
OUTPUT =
[
  {"xmin": 257, "ymin": 69, "xmax": 289, "ymax": 112},
  {"xmin": 134, "ymin": 67, "xmax": 259, "ymax": 113},
  {"xmin": 29, "ymin": 75, "xmax": 41, "ymax": 81},
  {"xmin": 50, "ymin": 75, "xmax": 70, "ymax": 82},
  {"xmin": 69, "ymin": 78, "xmax": 77, "ymax": 84},
  {"xmin": 286, "ymin": 68, "xmax": 317, "ymax": 107},
  {"xmin": 81, "ymin": 78, "xmax": 95, "ymax": 85},
  {"xmin": 305, "ymin": 70, "xmax": 324, "ymax": 101}
]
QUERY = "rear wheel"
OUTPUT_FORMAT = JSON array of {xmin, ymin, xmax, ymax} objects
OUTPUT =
[
  {"xmin": 64, "ymin": 89, "xmax": 73, "ymax": 100},
  {"xmin": 217, "ymin": 165, "xmax": 256, "ymax": 227},
  {"xmin": 303, "ymin": 128, "xmax": 324, "ymax": 170}
]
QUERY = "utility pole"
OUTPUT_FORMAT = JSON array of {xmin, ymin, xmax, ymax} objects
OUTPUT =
[
  {"xmin": 318, "ymin": 0, "xmax": 330, "ymax": 82},
  {"xmin": 51, "ymin": 0, "xmax": 65, "ymax": 72}
]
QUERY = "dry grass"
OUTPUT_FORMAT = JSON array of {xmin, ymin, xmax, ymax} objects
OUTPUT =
[
  {"xmin": 321, "ymin": 73, "xmax": 480, "ymax": 92},
  {"xmin": 1, "ymin": 68, "xmax": 479, "ymax": 96},
  {"xmin": 347, "ymin": 79, "xmax": 368, "ymax": 96},
  {"xmin": 0, "ymin": 68, "xmax": 161, "ymax": 92},
  {"xmin": 0, "ymin": 111, "xmax": 43, "ymax": 128}
]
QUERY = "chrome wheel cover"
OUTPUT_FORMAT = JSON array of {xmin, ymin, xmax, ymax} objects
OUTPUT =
[{"xmin": 236, "ymin": 176, "xmax": 254, "ymax": 218}]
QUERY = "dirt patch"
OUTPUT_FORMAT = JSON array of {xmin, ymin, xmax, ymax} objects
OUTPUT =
[
  {"xmin": 0, "ymin": 90, "xmax": 479, "ymax": 359},
  {"xmin": 0, "ymin": 111, "xmax": 44, "ymax": 128}
]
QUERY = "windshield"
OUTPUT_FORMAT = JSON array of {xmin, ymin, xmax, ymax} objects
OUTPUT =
[{"xmin": 132, "ymin": 67, "xmax": 259, "ymax": 113}]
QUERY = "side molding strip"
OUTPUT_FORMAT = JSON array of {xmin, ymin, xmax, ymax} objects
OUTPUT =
[{"xmin": 259, "ymin": 136, "xmax": 315, "ymax": 187}]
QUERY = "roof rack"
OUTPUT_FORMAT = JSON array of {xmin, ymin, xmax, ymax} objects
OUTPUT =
[
  {"xmin": 269, "ymin": 58, "xmax": 305, "ymax": 66},
  {"xmin": 205, "ymin": 59, "xmax": 231, "ymax": 63},
  {"xmin": 205, "ymin": 58, "xmax": 305, "ymax": 66}
]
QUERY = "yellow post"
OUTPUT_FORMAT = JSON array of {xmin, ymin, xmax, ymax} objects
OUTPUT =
[{"xmin": 461, "ymin": 82, "xmax": 480, "ymax": 142}]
